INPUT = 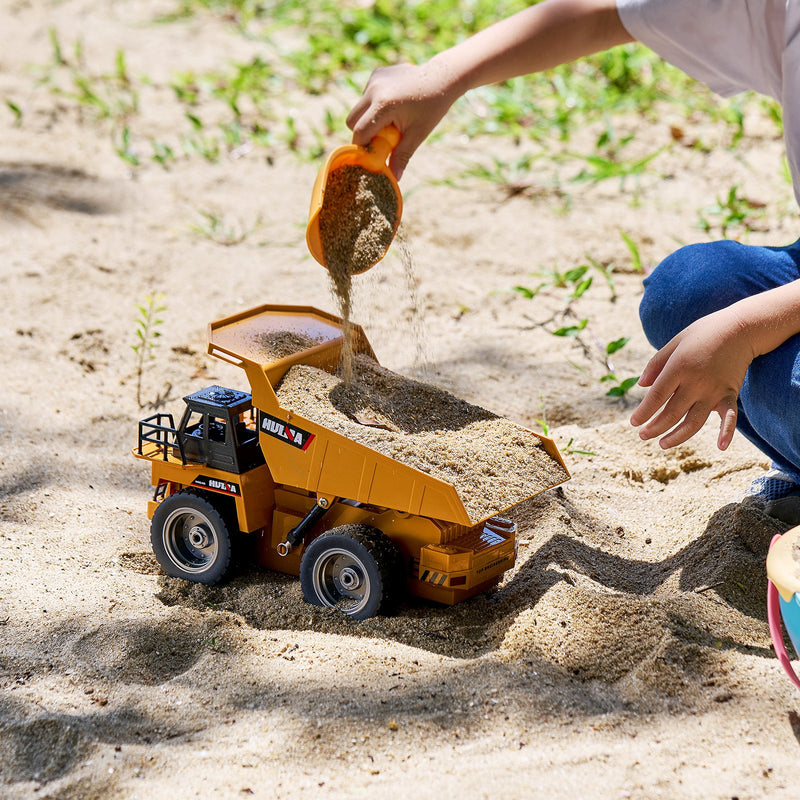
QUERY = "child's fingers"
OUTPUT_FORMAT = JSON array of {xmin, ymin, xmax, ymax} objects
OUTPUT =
[
  {"xmin": 349, "ymin": 106, "xmax": 392, "ymax": 148},
  {"xmin": 714, "ymin": 397, "xmax": 738, "ymax": 450},
  {"xmin": 389, "ymin": 148, "xmax": 411, "ymax": 181},
  {"xmin": 636, "ymin": 339, "xmax": 676, "ymax": 388},
  {"xmin": 653, "ymin": 402, "xmax": 712, "ymax": 449},
  {"xmin": 389, "ymin": 131, "xmax": 427, "ymax": 179},
  {"xmin": 635, "ymin": 389, "xmax": 690, "ymax": 440},
  {"xmin": 629, "ymin": 374, "xmax": 677, "ymax": 427},
  {"xmin": 345, "ymin": 95, "xmax": 371, "ymax": 133}
]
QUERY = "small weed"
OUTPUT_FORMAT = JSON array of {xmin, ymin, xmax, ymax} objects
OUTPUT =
[
  {"xmin": 584, "ymin": 255, "xmax": 617, "ymax": 301},
  {"xmin": 602, "ymin": 374, "xmax": 640, "ymax": 398},
  {"xmin": 697, "ymin": 185, "xmax": 766, "ymax": 238},
  {"xmin": 552, "ymin": 318, "xmax": 588, "ymax": 338},
  {"xmin": 514, "ymin": 259, "xmax": 614, "ymax": 306},
  {"xmin": 562, "ymin": 437, "xmax": 598, "ymax": 456},
  {"xmin": 568, "ymin": 146, "xmax": 663, "ymax": 192},
  {"xmin": 620, "ymin": 231, "xmax": 644, "ymax": 272},
  {"xmin": 181, "ymin": 131, "xmax": 221, "ymax": 162},
  {"xmin": 132, "ymin": 293, "xmax": 167, "ymax": 409},
  {"xmin": 43, "ymin": 31, "xmax": 140, "ymax": 124},
  {"xmin": 512, "ymin": 283, "xmax": 547, "ymax": 301},
  {"xmin": 534, "ymin": 394, "xmax": 550, "ymax": 437},
  {"xmin": 534, "ymin": 399, "xmax": 597, "ymax": 457},
  {"xmin": 150, "ymin": 139, "xmax": 177, "ymax": 167},
  {"xmin": 157, "ymin": 0, "xmax": 272, "ymax": 32},
  {"xmin": 606, "ymin": 337, "xmax": 630, "ymax": 356},
  {"xmin": 191, "ymin": 210, "xmax": 261, "ymax": 245},
  {"xmin": 450, "ymin": 152, "xmax": 552, "ymax": 199},
  {"xmin": 5, "ymin": 99, "xmax": 23, "ymax": 125},
  {"xmin": 114, "ymin": 126, "xmax": 140, "ymax": 166}
]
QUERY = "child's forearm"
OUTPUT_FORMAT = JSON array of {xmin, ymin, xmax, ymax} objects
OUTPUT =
[
  {"xmin": 348, "ymin": 0, "xmax": 634, "ymax": 176},
  {"xmin": 430, "ymin": 0, "xmax": 633, "ymax": 95},
  {"xmin": 735, "ymin": 278, "xmax": 800, "ymax": 357}
]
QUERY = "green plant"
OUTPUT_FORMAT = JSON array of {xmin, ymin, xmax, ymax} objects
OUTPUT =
[
  {"xmin": 620, "ymin": 231, "xmax": 644, "ymax": 272},
  {"xmin": 601, "ymin": 374, "xmax": 640, "ymax": 398},
  {"xmin": 568, "ymin": 145, "xmax": 663, "ymax": 191},
  {"xmin": 157, "ymin": 0, "xmax": 273, "ymax": 31},
  {"xmin": 5, "ymin": 99, "xmax": 22, "ymax": 125},
  {"xmin": 447, "ymin": 152, "xmax": 554, "ymax": 200},
  {"xmin": 513, "ymin": 259, "xmax": 614, "ymax": 305},
  {"xmin": 114, "ymin": 126, "xmax": 140, "ymax": 166},
  {"xmin": 132, "ymin": 294, "xmax": 167, "ymax": 408},
  {"xmin": 191, "ymin": 210, "xmax": 261, "ymax": 245},
  {"xmin": 697, "ymin": 185, "xmax": 766, "ymax": 238},
  {"xmin": 562, "ymin": 437, "xmax": 598, "ymax": 456},
  {"xmin": 43, "ymin": 31, "xmax": 140, "ymax": 123},
  {"xmin": 535, "ymin": 397, "xmax": 597, "ymax": 456},
  {"xmin": 599, "ymin": 337, "xmax": 639, "ymax": 398}
]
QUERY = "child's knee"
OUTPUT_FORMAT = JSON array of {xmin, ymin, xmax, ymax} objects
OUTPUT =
[
  {"xmin": 639, "ymin": 241, "xmax": 742, "ymax": 349},
  {"xmin": 639, "ymin": 244, "xmax": 704, "ymax": 348}
]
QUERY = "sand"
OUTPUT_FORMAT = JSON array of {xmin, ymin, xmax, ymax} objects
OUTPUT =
[
  {"xmin": 275, "ymin": 354, "xmax": 568, "ymax": 522},
  {"xmin": 319, "ymin": 165, "xmax": 398, "ymax": 384},
  {"xmin": 2, "ymin": 2, "xmax": 800, "ymax": 798}
]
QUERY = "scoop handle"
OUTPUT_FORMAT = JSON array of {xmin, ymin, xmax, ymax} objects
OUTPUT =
[{"xmin": 363, "ymin": 125, "xmax": 401, "ymax": 170}]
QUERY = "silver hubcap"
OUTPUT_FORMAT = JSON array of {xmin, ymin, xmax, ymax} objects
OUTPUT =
[
  {"xmin": 312, "ymin": 547, "xmax": 371, "ymax": 615},
  {"xmin": 162, "ymin": 507, "xmax": 219, "ymax": 573}
]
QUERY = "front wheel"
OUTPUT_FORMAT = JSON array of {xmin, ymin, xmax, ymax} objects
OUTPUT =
[
  {"xmin": 299, "ymin": 524, "xmax": 402, "ymax": 620},
  {"xmin": 150, "ymin": 491, "xmax": 233, "ymax": 584}
]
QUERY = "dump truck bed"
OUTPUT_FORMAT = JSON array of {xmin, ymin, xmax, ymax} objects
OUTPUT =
[{"xmin": 208, "ymin": 304, "xmax": 568, "ymax": 527}]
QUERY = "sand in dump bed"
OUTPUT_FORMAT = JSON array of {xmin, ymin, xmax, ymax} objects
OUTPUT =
[
  {"xmin": 252, "ymin": 330, "xmax": 323, "ymax": 360},
  {"xmin": 275, "ymin": 353, "xmax": 568, "ymax": 521}
]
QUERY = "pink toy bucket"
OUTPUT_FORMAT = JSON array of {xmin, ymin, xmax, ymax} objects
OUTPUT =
[{"xmin": 766, "ymin": 526, "xmax": 800, "ymax": 690}]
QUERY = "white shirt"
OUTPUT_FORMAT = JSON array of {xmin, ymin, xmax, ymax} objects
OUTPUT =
[{"xmin": 617, "ymin": 0, "xmax": 800, "ymax": 205}]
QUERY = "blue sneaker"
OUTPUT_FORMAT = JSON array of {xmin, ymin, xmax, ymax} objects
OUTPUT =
[
  {"xmin": 747, "ymin": 469, "xmax": 800, "ymax": 502},
  {"xmin": 747, "ymin": 469, "xmax": 800, "ymax": 525}
]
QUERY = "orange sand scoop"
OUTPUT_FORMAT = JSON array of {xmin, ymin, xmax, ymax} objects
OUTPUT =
[{"xmin": 306, "ymin": 125, "xmax": 403, "ymax": 273}]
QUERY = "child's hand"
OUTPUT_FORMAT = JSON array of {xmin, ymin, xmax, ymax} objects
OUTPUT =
[
  {"xmin": 346, "ymin": 61, "xmax": 461, "ymax": 180},
  {"xmin": 630, "ymin": 307, "xmax": 756, "ymax": 450}
]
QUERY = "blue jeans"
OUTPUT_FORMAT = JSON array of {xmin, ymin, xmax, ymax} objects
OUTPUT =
[{"xmin": 639, "ymin": 239, "xmax": 800, "ymax": 483}]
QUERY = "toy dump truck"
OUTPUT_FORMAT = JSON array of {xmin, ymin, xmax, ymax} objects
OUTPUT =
[{"xmin": 134, "ymin": 304, "xmax": 569, "ymax": 619}]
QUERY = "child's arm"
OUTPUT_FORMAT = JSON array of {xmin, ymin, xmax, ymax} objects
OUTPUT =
[
  {"xmin": 630, "ymin": 279, "xmax": 800, "ymax": 450},
  {"xmin": 346, "ymin": 0, "xmax": 633, "ymax": 178}
]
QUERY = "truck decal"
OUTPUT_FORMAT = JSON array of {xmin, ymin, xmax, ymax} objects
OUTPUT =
[
  {"xmin": 476, "ymin": 554, "xmax": 512, "ymax": 575},
  {"xmin": 192, "ymin": 475, "xmax": 241, "ymax": 496},
  {"xmin": 259, "ymin": 412, "xmax": 315, "ymax": 451}
]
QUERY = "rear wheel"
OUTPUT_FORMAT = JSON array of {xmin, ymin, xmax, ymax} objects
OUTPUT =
[
  {"xmin": 300, "ymin": 524, "xmax": 402, "ymax": 620},
  {"xmin": 150, "ymin": 491, "xmax": 233, "ymax": 584}
]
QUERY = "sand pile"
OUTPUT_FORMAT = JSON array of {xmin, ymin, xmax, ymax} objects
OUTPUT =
[
  {"xmin": 274, "ymin": 353, "xmax": 568, "ymax": 522},
  {"xmin": 155, "ymin": 494, "xmax": 785, "ymax": 710}
]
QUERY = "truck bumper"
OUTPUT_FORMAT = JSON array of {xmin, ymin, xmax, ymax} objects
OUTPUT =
[{"xmin": 411, "ymin": 517, "xmax": 517, "ymax": 605}]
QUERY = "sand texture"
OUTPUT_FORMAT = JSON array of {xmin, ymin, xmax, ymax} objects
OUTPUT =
[
  {"xmin": 2, "ymin": 2, "xmax": 800, "ymax": 799},
  {"xmin": 276, "ymin": 355, "xmax": 568, "ymax": 522}
]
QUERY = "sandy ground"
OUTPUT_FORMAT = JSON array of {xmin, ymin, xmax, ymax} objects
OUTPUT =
[{"xmin": 2, "ymin": 2, "xmax": 800, "ymax": 798}]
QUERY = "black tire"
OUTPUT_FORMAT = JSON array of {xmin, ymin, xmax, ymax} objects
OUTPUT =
[
  {"xmin": 299, "ymin": 524, "xmax": 403, "ymax": 620},
  {"xmin": 150, "ymin": 491, "xmax": 233, "ymax": 584}
]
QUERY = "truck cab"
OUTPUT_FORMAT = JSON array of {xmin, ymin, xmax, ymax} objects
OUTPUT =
[{"xmin": 176, "ymin": 385, "xmax": 264, "ymax": 474}]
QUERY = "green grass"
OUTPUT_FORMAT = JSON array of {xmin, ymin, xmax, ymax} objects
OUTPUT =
[{"xmin": 11, "ymin": 1, "xmax": 783, "ymax": 180}]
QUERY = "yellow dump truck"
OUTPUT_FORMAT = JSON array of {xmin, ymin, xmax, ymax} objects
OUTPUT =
[{"xmin": 134, "ymin": 304, "xmax": 569, "ymax": 619}]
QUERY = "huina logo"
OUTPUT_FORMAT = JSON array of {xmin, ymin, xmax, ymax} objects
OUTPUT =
[
  {"xmin": 260, "ymin": 412, "xmax": 315, "ymax": 451},
  {"xmin": 192, "ymin": 475, "xmax": 241, "ymax": 495}
]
